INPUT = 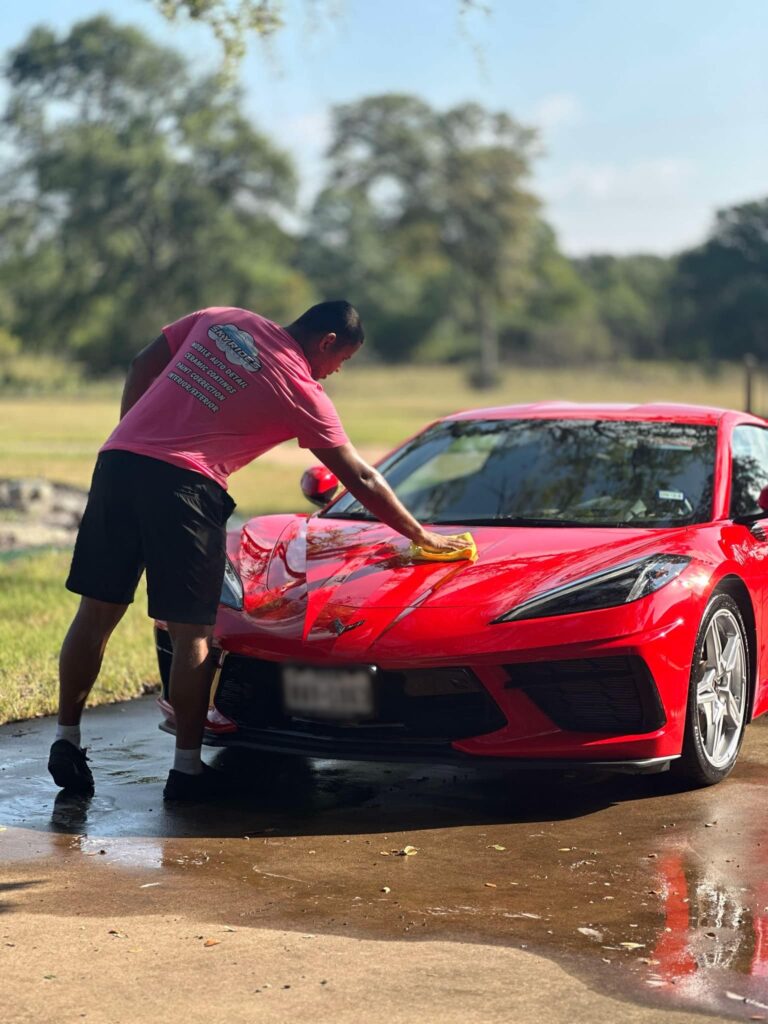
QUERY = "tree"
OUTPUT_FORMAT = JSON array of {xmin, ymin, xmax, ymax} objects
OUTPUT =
[
  {"xmin": 504, "ymin": 221, "xmax": 612, "ymax": 363},
  {"xmin": 573, "ymin": 253, "xmax": 673, "ymax": 358},
  {"xmin": 1, "ymin": 17, "xmax": 311, "ymax": 371},
  {"xmin": 306, "ymin": 94, "xmax": 538, "ymax": 383},
  {"xmin": 152, "ymin": 1, "xmax": 488, "ymax": 66},
  {"xmin": 667, "ymin": 200, "xmax": 768, "ymax": 360}
]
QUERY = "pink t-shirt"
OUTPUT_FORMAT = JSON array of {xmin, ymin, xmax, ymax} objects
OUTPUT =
[{"xmin": 101, "ymin": 307, "xmax": 348, "ymax": 489}]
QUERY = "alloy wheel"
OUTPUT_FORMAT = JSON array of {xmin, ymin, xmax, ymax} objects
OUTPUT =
[{"xmin": 695, "ymin": 608, "xmax": 747, "ymax": 770}]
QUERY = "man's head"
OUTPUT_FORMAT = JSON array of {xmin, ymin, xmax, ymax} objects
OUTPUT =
[{"xmin": 286, "ymin": 300, "xmax": 364, "ymax": 380}]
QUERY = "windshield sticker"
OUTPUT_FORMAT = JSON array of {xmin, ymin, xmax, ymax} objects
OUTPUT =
[
  {"xmin": 657, "ymin": 489, "xmax": 686, "ymax": 501},
  {"xmin": 207, "ymin": 323, "xmax": 262, "ymax": 372}
]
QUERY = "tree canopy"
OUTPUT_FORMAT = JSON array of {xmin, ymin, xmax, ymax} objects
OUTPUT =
[
  {"xmin": 0, "ymin": 15, "xmax": 766, "ymax": 384},
  {"xmin": 303, "ymin": 94, "xmax": 540, "ymax": 381},
  {"xmin": 1, "ymin": 16, "xmax": 309, "ymax": 372},
  {"xmin": 151, "ymin": 1, "xmax": 488, "ymax": 66},
  {"xmin": 667, "ymin": 201, "xmax": 768, "ymax": 361}
]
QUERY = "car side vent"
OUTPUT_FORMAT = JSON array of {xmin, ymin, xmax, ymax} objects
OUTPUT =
[{"xmin": 504, "ymin": 656, "xmax": 666, "ymax": 734}]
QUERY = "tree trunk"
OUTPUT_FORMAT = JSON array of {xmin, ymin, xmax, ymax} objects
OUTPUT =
[{"xmin": 470, "ymin": 288, "xmax": 500, "ymax": 390}]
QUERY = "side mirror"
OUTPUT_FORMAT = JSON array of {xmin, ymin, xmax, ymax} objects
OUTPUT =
[
  {"xmin": 301, "ymin": 465, "xmax": 339, "ymax": 508},
  {"xmin": 759, "ymin": 486, "xmax": 768, "ymax": 512}
]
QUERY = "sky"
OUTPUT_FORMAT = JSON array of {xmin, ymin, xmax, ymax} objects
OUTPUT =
[{"xmin": 3, "ymin": 0, "xmax": 767, "ymax": 256}]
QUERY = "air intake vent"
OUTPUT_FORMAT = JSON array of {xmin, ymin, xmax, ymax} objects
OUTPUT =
[{"xmin": 504, "ymin": 656, "xmax": 665, "ymax": 734}]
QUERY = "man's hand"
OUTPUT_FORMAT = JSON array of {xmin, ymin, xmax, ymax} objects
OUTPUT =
[{"xmin": 414, "ymin": 530, "xmax": 471, "ymax": 554}]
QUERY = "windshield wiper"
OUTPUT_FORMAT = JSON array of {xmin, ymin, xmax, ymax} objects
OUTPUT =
[{"xmin": 429, "ymin": 516, "xmax": 592, "ymax": 527}]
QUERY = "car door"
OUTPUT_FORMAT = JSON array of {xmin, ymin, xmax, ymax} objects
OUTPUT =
[{"xmin": 730, "ymin": 423, "xmax": 768, "ymax": 715}]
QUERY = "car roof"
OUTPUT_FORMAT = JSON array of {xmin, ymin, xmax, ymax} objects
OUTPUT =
[{"xmin": 443, "ymin": 401, "xmax": 767, "ymax": 428}]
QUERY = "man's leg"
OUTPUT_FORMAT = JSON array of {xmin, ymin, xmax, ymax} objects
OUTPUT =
[
  {"xmin": 166, "ymin": 621, "xmax": 216, "ymax": 772},
  {"xmin": 162, "ymin": 622, "xmax": 231, "ymax": 801},
  {"xmin": 49, "ymin": 596, "xmax": 129, "ymax": 793},
  {"xmin": 58, "ymin": 596, "xmax": 129, "ymax": 727}
]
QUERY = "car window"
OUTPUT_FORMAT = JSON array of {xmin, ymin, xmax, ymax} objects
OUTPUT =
[
  {"xmin": 730, "ymin": 425, "xmax": 768, "ymax": 517},
  {"xmin": 325, "ymin": 419, "xmax": 717, "ymax": 528}
]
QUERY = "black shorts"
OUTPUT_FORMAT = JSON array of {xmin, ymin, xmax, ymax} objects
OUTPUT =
[{"xmin": 66, "ymin": 450, "xmax": 236, "ymax": 625}]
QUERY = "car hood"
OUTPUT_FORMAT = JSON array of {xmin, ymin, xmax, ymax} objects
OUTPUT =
[{"xmin": 228, "ymin": 514, "xmax": 693, "ymax": 656}]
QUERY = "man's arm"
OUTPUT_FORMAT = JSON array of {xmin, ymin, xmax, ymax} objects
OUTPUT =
[
  {"xmin": 120, "ymin": 334, "xmax": 172, "ymax": 419},
  {"xmin": 310, "ymin": 443, "xmax": 465, "ymax": 554}
]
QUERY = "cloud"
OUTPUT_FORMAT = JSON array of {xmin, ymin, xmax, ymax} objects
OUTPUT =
[
  {"xmin": 543, "ymin": 157, "xmax": 694, "ymax": 203},
  {"xmin": 531, "ymin": 93, "xmax": 583, "ymax": 132},
  {"xmin": 285, "ymin": 111, "xmax": 331, "ymax": 152}
]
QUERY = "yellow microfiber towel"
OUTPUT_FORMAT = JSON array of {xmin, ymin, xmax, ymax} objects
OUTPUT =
[{"xmin": 409, "ymin": 531, "xmax": 478, "ymax": 563}]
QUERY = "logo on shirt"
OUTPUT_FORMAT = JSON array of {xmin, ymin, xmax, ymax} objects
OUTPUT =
[{"xmin": 207, "ymin": 323, "xmax": 262, "ymax": 373}]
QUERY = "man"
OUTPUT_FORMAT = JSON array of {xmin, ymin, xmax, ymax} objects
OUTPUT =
[{"xmin": 48, "ymin": 301, "xmax": 465, "ymax": 801}]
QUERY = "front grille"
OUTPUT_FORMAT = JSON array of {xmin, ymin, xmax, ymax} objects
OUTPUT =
[
  {"xmin": 504, "ymin": 656, "xmax": 665, "ymax": 734},
  {"xmin": 214, "ymin": 655, "xmax": 505, "ymax": 741},
  {"xmin": 154, "ymin": 627, "xmax": 505, "ymax": 743}
]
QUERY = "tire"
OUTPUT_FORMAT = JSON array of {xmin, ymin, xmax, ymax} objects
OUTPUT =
[{"xmin": 672, "ymin": 593, "xmax": 750, "ymax": 787}]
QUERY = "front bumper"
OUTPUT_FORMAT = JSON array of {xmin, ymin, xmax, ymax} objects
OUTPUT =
[{"xmin": 155, "ymin": 614, "xmax": 685, "ymax": 768}]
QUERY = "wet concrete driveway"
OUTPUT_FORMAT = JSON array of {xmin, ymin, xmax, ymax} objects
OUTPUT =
[{"xmin": 3, "ymin": 697, "xmax": 768, "ymax": 1022}]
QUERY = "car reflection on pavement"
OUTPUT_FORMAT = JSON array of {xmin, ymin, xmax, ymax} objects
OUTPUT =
[{"xmin": 646, "ymin": 852, "xmax": 768, "ymax": 1017}]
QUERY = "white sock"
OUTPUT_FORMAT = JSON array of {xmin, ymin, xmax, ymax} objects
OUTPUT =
[
  {"xmin": 173, "ymin": 748, "xmax": 203, "ymax": 775},
  {"xmin": 56, "ymin": 724, "xmax": 82, "ymax": 749}
]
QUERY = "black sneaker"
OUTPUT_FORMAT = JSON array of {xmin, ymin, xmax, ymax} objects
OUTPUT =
[
  {"xmin": 163, "ymin": 763, "xmax": 230, "ymax": 802},
  {"xmin": 48, "ymin": 740, "xmax": 94, "ymax": 795}
]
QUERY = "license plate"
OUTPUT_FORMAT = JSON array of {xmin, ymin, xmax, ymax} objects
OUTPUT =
[{"xmin": 282, "ymin": 666, "xmax": 374, "ymax": 719}]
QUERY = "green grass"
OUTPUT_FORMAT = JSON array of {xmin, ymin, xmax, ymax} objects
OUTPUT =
[
  {"xmin": 0, "ymin": 550, "xmax": 158, "ymax": 725},
  {"xmin": 0, "ymin": 361, "xmax": 752, "ymax": 517}
]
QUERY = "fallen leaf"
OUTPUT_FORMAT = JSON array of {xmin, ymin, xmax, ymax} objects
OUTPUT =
[
  {"xmin": 705, "ymin": 821, "xmax": 717, "ymax": 828},
  {"xmin": 578, "ymin": 927, "xmax": 603, "ymax": 940},
  {"xmin": 558, "ymin": 847, "xmax": 574, "ymax": 852},
  {"xmin": 203, "ymin": 939, "xmax": 221, "ymax": 948},
  {"xmin": 381, "ymin": 887, "xmax": 391, "ymax": 894},
  {"xmin": 139, "ymin": 883, "xmax": 161, "ymax": 889},
  {"xmin": 484, "ymin": 882, "xmax": 497, "ymax": 888},
  {"xmin": 108, "ymin": 930, "xmax": 127, "ymax": 939},
  {"xmin": 619, "ymin": 942, "xmax": 645, "ymax": 949},
  {"xmin": 223, "ymin": 927, "xmax": 236, "ymax": 933},
  {"xmin": 395, "ymin": 845, "xmax": 418, "ymax": 857},
  {"xmin": 489, "ymin": 844, "xmax": 506, "ymax": 851}
]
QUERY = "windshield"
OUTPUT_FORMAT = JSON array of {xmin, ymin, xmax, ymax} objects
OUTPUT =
[{"xmin": 324, "ymin": 418, "xmax": 717, "ymax": 528}]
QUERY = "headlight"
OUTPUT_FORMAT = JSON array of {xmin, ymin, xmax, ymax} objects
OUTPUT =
[
  {"xmin": 491, "ymin": 554, "xmax": 691, "ymax": 623},
  {"xmin": 220, "ymin": 556, "xmax": 244, "ymax": 610}
]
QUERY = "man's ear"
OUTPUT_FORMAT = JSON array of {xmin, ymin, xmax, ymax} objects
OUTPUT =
[{"xmin": 318, "ymin": 331, "xmax": 337, "ymax": 352}]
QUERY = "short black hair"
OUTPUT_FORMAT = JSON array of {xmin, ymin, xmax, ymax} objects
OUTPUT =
[{"xmin": 290, "ymin": 301, "xmax": 364, "ymax": 347}]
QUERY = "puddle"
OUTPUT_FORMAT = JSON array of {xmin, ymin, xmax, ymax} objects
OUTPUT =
[{"xmin": 2, "ymin": 697, "xmax": 768, "ymax": 1019}]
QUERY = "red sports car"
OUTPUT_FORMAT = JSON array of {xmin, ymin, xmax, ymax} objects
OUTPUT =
[{"xmin": 156, "ymin": 402, "xmax": 768, "ymax": 786}]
